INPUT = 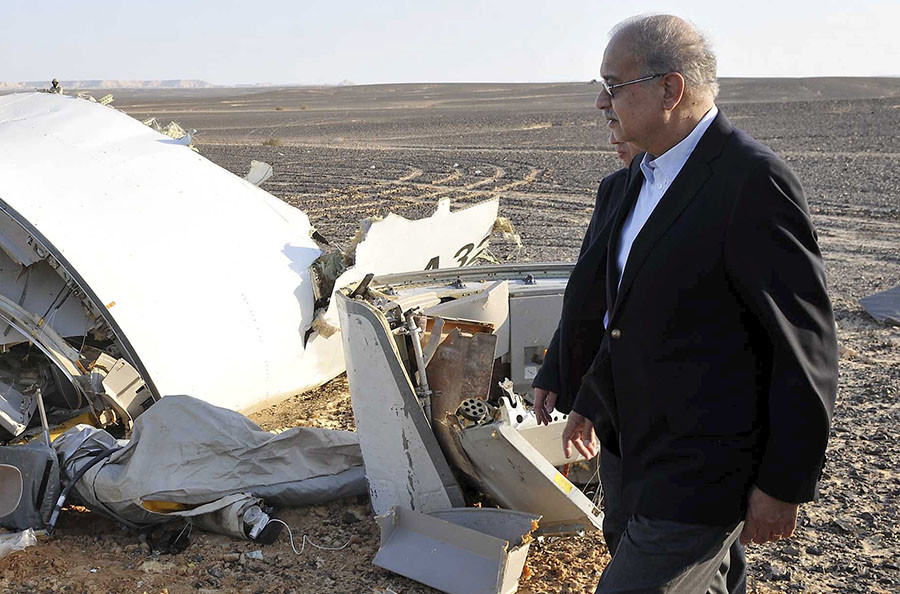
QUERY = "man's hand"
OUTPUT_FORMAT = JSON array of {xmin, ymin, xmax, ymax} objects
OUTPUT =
[
  {"xmin": 562, "ymin": 411, "xmax": 599, "ymax": 459},
  {"xmin": 533, "ymin": 388, "xmax": 558, "ymax": 426},
  {"xmin": 740, "ymin": 486, "xmax": 800, "ymax": 545}
]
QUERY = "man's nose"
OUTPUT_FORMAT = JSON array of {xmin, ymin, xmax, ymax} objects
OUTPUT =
[{"xmin": 596, "ymin": 89, "xmax": 611, "ymax": 110}]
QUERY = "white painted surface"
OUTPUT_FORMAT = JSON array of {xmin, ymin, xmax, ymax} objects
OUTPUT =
[
  {"xmin": 459, "ymin": 422, "xmax": 603, "ymax": 534},
  {"xmin": 323, "ymin": 197, "xmax": 499, "ymax": 327},
  {"xmin": 337, "ymin": 295, "xmax": 462, "ymax": 515},
  {"xmin": 0, "ymin": 93, "xmax": 323, "ymax": 411}
]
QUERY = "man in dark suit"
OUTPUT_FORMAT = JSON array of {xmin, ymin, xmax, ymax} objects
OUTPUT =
[{"xmin": 533, "ymin": 14, "xmax": 838, "ymax": 593}]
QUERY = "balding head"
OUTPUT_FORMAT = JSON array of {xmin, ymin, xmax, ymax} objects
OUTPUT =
[{"xmin": 611, "ymin": 15, "xmax": 718, "ymax": 102}]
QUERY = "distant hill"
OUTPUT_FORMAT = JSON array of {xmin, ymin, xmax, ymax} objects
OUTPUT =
[
  {"xmin": 717, "ymin": 76, "xmax": 900, "ymax": 103},
  {"xmin": 0, "ymin": 79, "xmax": 216, "ymax": 90}
]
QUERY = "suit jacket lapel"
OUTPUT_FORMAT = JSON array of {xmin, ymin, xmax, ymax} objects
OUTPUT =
[
  {"xmin": 606, "ymin": 158, "xmax": 644, "ymax": 315},
  {"xmin": 566, "ymin": 174, "xmax": 634, "ymax": 320},
  {"xmin": 609, "ymin": 113, "xmax": 734, "ymax": 321}
]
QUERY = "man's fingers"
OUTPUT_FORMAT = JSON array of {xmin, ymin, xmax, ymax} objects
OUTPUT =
[
  {"xmin": 744, "ymin": 520, "xmax": 795, "ymax": 544},
  {"xmin": 533, "ymin": 389, "xmax": 557, "ymax": 425},
  {"xmin": 561, "ymin": 416, "xmax": 577, "ymax": 458},
  {"xmin": 571, "ymin": 432, "xmax": 596, "ymax": 459},
  {"xmin": 562, "ymin": 417, "xmax": 597, "ymax": 459},
  {"xmin": 739, "ymin": 521, "xmax": 757, "ymax": 545},
  {"xmin": 743, "ymin": 486, "xmax": 801, "ymax": 545},
  {"xmin": 545, "ymin": 392, "xmax": 558, "ymax": 416},
  {"xmin": 580, "ymin": 424, "xmax": 599, "ymax": 458},
  {"xmin": 533, "ymin": 390, "xmax": 546, "ymax": 425},
  {"xmin": 562, "ymin": 413, "xmax": 593, "ymax": 459},
  {"xmin": 782, "ymin": 515, "xmax": 797, "ymax": 539},
  {"xmin": 534, "ymin": 390, "xmax": 558, "ymax": 426}
]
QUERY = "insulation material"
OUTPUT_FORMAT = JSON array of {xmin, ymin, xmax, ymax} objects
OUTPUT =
[{"xmin": 0, "ymin": 529, "xmax": 35, "ymax": 561}]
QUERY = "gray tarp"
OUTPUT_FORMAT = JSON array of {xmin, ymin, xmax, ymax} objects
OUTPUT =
[{"xmin": 52, "ymin": 395, "xmax": 366, "ymax": 529}]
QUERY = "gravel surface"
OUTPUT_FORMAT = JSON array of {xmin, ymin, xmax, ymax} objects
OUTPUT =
[{"xmin": 1, "ymin": 81, "xmax": 898, "ymax": 593}]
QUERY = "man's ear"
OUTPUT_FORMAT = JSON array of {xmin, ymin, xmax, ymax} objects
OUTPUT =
[{"xmin": 661, "ymin": 72, "xmax": 685, "ymax": 111}]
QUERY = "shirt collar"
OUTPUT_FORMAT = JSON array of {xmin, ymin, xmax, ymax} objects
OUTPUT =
[{"xmin": 640, "ymin": 105, "xmax": 719, "ymax": 186}]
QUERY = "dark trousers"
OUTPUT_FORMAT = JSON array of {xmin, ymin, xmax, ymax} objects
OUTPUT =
[{"xmin": 599, "ymin": 446, "xmax": 747, "ymax": 594}]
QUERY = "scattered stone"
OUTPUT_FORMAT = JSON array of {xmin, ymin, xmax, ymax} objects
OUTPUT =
[
  {"xmin": 207, "ymin": 566, "xmax": 225, "ymax": 579},
  {"xmin": 839, "ymin": 345, "xmax": 857, "ymax": 359},
  {"xmin": 139, "ymin": 560, "xmax": 173, "ymax": 573},
  {"xmin": 765, "ymin": 561, "xmax": 792, "ymax": 581},
  {"xmin": 341, "ymin": 510, "xmax": 361, "ymax": 524},
  {"xmin": 832, "ymin": 518, "xmax": 855, "ymax": 533}
]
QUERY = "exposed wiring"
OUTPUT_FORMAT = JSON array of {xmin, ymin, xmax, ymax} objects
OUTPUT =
[
  {"xmin": 174, "ymin": 520, "xmax": 193, "ymax": 546},
  {"xmin": 267, "ymin": 518, "xmax": 352, "ymax": 555},
  {"xmin": 47, "ymin": 445, "xmax": 122, "ymax": 536},
  {"xmin": 3, "ymin": 265, "xmax": 32, "ymax": 337}
]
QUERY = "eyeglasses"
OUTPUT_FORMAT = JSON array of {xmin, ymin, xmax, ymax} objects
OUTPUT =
[{"xmin": 600, "ymin": 73, "xmax": 667, "ymax": 98}]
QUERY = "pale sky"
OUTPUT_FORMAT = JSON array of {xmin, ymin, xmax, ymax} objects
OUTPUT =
[{"xmin": 2, "ymin": 0, "xmax": 897, "ymax": 85}]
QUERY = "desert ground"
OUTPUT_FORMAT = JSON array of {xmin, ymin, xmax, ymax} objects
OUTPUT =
[{"xmin": 1, "ymin": 79, "xmax": 899, "ymax": 593}]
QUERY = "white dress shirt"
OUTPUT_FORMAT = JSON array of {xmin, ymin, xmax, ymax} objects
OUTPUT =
[{"xmin": 604, "ymin": 106, "xmax": 719, "ymax": 328}]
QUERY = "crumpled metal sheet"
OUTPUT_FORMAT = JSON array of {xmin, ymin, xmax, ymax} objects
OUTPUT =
[
  {"xmin": 244, "ymin": 160, "xmax": 274, "ymax": 186},
  {"xmin": 860, "ymin": 284, "xmax": 900, "ymax": 326},
  {"xmin": 337, "ymin": 294, "xmax": 464, "ymax": 515},
  {"xmin": 374, "ymin": 506, "xmax": 539, "ymax": 594}
]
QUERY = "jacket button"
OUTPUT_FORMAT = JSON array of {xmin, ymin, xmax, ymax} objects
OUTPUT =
[{"xmin": 610, "ymin": 328, "xmax": 622, "ymax": 339}]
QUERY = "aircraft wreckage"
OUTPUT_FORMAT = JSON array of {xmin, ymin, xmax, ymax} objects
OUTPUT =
[
  {"xmin": 0, "ymin": 91, "xmax": 500, "ymax": 433},
  {"xmin": 0, "ymin": 92, "xmax": 601, "ymax": 593}
]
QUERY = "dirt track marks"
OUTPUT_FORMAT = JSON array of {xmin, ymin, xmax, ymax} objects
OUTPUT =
[{"xmin": 294, "ymin": 161, "xmax": 547, "ymax": 218}]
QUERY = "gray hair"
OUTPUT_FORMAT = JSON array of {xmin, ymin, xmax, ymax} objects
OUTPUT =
[{"xmin": 611, "ymin": 14, "xmax": 719, "ymax": 100}]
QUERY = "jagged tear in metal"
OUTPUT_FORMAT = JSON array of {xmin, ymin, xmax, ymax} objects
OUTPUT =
[{"xmin": 244, "ymin": 160, "xmax": 274, "ymax": 186}]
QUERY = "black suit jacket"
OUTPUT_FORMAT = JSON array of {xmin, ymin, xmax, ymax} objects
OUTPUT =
[{"xmin": 537, "ymin": 112, "xmax": 838, "ymax": 525}]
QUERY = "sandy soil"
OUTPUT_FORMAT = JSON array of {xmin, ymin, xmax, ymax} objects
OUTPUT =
[{"xmin": 1, "ymin": 80, "xmax": 898, "ymax": 593}]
